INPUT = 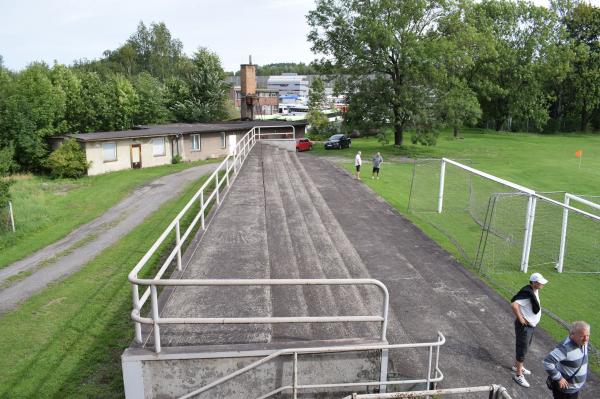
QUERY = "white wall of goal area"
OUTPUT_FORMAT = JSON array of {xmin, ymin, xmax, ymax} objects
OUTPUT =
[{"xmin": 438, "ymin": 158, "xmax": 600, "ymax": 273}]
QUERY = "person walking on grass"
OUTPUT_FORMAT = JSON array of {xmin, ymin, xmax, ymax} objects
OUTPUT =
[
  {"xmin": 544, "ymin": 321, "xmax": 590, "ymax": 399},
  {"xmin": 372, "ymin": 152, "xmax": 383, "ymax": 179},
  {"xmin": 511, "ymin": 272, "xmax": 548, "ymax": 388},
  {"xmin": 354, "ymin": 151, "xmax": 362, "ymax": 180}
]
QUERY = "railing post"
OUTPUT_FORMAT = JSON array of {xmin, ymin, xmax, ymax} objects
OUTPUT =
[
  {"xmin": 426, "ymin": 345, "xmax": 433, "ymax": 391},
  {"xmin": 200, "ymin": 191, "xmax": 205, "ymax": 230},
  {"xmin": 293, "ymin": 352, "xmax": 298, "ymax": 399},
  {"xmin": 438, "ymin": 160, "xmax": 446, "ymax": 213},
  {"xmin": 225, "ymin": 158, "xmax": 230, "ymax": 186},
  {"xmin": 175, "ymin": 220, "xmax": 182, "ymax": 271},
  {"xmin": 132, "ymin": 284, "xmax": 142, "ymax": 343},
  {"xmin": 151, "ymin": 285, "xmax": 161, "ymax": 353},
  {"xmin": 215, "ymin": 172, "xmax": 220, "ymax": 204},
  {"xmin": 379, "ymin": 349, "xmax": 389, "ymax": 393},
  {"xmin": 557, "ymin": 194, "xmax": 570, "ymax": 273}
]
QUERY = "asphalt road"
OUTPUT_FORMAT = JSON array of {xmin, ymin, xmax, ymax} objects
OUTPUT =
[{"xmin": 0, "ymin": 163, "xmax": 217, "ymax": 314}]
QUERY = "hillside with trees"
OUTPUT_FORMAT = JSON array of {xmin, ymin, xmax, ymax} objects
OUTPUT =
[
  {"xmin": 308, "ymin": 0, "xmax": 600, "ymax": 145},
  {"xmin": 0, "ymin": 22, "xmax": 232, "ymax": 174}
]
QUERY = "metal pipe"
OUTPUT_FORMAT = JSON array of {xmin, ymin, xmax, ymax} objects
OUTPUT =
[
  {"xmin": 522, "ymin": 196, "xmax": 537, "ymax": 273},
  {"xmin": 151, "ymin": 285, "xmax": 161, "ymax": 353},
  {"xmin": 438, "ymin": 160, "xmax": 446, "ymax": 213},
  {"xmin": 132, "ymin": 284, "xmax": 142, "ymax": 343},
  {"xmin": 520, "ymin": 195, "xmax": 534, "ymax": 272},
  {"xmin": 342, "ymin": 384, "xmax": 511, "ymax": 399},
  {"xmin": 293, "ymin": 352, "xmax": 298, "ymax": 399},
  {"xmin": 175, "ymin": 221, "xmax": 182, "ymax": 271}
]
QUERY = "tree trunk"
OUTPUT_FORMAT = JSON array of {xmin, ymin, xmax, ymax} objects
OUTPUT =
[
  {"xmin": 392, "ymin": 104, "xmax": 403, "ymax": 146},
  {"xmin": 495, "ymin": 119, "xmax": 504, "ymax": 131},
  {"xmin": 453, "ymin": 126, "xmax": 459, "ymax": 138},
  {"xmin": 581, "ymin": 107, "xmax": 589, "ymax": 132}
]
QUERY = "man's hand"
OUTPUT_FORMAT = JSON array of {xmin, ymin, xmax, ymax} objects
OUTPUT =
[{"xmin": 558, "ymin": 377, "xmax": 569, "ymax": 389}]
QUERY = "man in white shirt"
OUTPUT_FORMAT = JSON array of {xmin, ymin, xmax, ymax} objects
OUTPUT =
[
  {"xmin": 354, "ymin": 151, "xmax": 362, "ymax": 180},
  {"xmin": 510, "ymin": 272, "xmax": 548, "ymax": 388}
]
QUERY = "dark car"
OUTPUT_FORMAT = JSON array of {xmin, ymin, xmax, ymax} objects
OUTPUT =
[{"xmin": 324, "ymin": 134, "xmax": 352, "ymax": 150}]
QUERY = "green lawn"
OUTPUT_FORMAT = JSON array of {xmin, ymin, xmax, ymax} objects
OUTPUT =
[
  {"xmin": 0, "ymin": 160, "xmax": 216, "ymax": 269},
  {"xmin": 0, "ymin": 173, "xmax": 213, "ymax": 398},
  {"xmin": 327, "ymin": 129, "xmax": 600, "ymax": 358}
]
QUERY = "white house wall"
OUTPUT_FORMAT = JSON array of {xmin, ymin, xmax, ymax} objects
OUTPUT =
[{"xmin": 85, "ymin": 137, "xmax": 172, "ymax": 176}]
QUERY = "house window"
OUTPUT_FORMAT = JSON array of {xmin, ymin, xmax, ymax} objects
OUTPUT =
[
  {"xmin": 191, "ymin": 134, "xmax": 201, "ymax": 151},
  {"xmin": 153, "ymin": 137, "xmax": 165, "ymax": 156},
  {"xmin": 102, "ymin": 142, "xmax": 117, "ymax": 162},
  {"xmin": 220, "ymin": 132, "xmax": 226, "ymax": 149}
]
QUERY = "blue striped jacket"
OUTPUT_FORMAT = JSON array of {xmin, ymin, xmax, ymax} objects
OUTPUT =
[{"xmin": 543, "ymin": 337, "xmax": 588, "ymax": 393}]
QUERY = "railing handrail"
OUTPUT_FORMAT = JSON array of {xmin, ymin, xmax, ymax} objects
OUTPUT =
[
  {"xmin": 179, "ymin": 332, "xmax": 446, "ymax": 399},
  {"xmin": 342, "ymin": 383, "xmax": 512, "ymax": 399}
]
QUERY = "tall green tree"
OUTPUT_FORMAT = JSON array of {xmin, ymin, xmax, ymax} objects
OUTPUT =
[
  {"xmin": 307, "ymin": 77, "xmax": 329, "ymax": 134},
  {"xmin": 3, "ymin": 63, "xmax": 65, "ymax": 170},
  {"xmin": 307, "ymin": 0, "xmax": 460, "ymax": 145},
  {"xmin": 133, "ymin": 72, "xmax": 172, "ymax": 124},
  {"xmin": 170, "ymin": 48, "xmax": 229, "ymax": 122},
  {"xmin": 50, "ymin": 63, "xmax": 84, "ymax": 133},
  {"xmin": 465, "ymin": 0, "xmax": 567, "ymax": 131}
]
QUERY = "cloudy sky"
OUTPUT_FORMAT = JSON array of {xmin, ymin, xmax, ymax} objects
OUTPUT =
[{"xmin": 1, "ymin": 0, "xmax": 598, "ymax": 73}]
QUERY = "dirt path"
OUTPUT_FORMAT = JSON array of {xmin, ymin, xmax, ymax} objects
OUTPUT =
[{"xmin": 0, "ymin": 163, "xmax": 217, "ymax": 313}]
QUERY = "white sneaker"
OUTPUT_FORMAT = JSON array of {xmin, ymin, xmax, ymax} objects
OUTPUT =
[
  {"xmin": 511, "ymin": 366, "xmax": 532, "ymax": 375},
  {"xmin": 513, "ymin": 374, "xmax": 530, "ymax": 388}
]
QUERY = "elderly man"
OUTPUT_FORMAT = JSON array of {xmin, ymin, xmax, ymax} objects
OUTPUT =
[
  {"xmin": 544, "ymin": 321, "xmax": 590, "ymax": 399},
  {"xmin": 511, "ymin": 272, "xmax": 548, "ymax": 387}
]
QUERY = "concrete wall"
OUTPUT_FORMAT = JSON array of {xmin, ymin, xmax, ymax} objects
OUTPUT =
[
  {"xmin": 85, "ymin": 137, "xmax": 173, "ymax": 176},
  {"xmin": 182, "ymin": 132, "xmax": 242, "ymax": 162},
  {"xmin": 122, "ymin": 346, "xmax": 381, "ymax": 399}
]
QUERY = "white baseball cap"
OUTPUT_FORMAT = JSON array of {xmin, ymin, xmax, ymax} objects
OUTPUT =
[{"xmin": 530, "ymin": 272, "xmax": 548, "ymax": 285}]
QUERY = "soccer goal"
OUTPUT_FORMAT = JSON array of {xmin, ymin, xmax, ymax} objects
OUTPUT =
[{"xmin": 408, "ymin": 158, "xmax": 600, "ymax": 274}]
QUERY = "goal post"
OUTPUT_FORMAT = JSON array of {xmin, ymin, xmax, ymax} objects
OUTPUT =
[{"xmin": 557, "ymin": 193, "xmax": 600, "ymax": 273}]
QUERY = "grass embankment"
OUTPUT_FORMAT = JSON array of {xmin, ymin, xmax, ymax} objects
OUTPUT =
[
  {"xmin": 315, "ymin": 129, "xmax": 600, "ymax": 356},
  {"xmin": 0, "ymin": 171, "xmax": 215, "ymax": 398},
  {"xmin": 0, "ymin": 160, "xmax": 215, "ymax": 269}
]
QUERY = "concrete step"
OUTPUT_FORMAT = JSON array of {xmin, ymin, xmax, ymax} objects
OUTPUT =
[
  {"xmin": 261, "ymin": 145, "xmax": 312, "ymax": 341},
  {"xmin": 153, "ymin": 146, "xmax": 272, "ymax": 346},
  {"xmin": 270, "ymin": 146, "xmax": 377, "ymax": 340}
]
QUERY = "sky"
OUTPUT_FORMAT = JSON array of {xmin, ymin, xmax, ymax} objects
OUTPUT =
[
  {"xmin": 0, "ymin": 0, "xmax": 317, "ymax": 73},
  {"xmin": 1, "ymin": 0, "xmax": 599, "ymax": 74}
]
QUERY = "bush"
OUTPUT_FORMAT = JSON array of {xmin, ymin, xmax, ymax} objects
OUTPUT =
[
  {"xmin": 45, "ymin": 139, "xmax": 90, "ymax": 178},
  {"xmin": 0, "ymin": 178, "xmax": 13, "ymax": 208},
  {"xmin": 172, "ymin": 154, "xmax": 183, "ymax": 164}
]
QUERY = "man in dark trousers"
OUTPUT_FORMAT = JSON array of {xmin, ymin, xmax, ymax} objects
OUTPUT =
[
  {"xmin": 544, "ymin": 321, "xmax": 590, "ymax": 399},
  {"xmin": 511, "ymin": 272, "xmax": 548, "ymax": 388}
]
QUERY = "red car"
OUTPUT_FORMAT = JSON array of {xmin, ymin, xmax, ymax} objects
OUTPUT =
[{"xmin": 296, "ymin": 138, "xmax": 313, "ymax": 152}]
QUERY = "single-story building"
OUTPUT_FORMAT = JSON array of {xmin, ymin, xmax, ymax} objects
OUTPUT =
[{"xmin": 52, "ymin": 120, "xmax": 306, "ymax": 176}]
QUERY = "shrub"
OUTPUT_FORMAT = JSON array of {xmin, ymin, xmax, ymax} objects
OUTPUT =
[
  {"xmin": 45, "ymin": 139, "xmax": 90, "ymax": 178},
  {"xmin": 0, "ymin": 178, "xmax": 12, "ymax": 208},
  {"xmin": 172, "ymin": 154, "xmax": 183, "ymax": 164}
]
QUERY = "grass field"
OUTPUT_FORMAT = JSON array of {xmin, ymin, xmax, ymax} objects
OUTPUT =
[
  {"xmin": 0, "ymin": 172, "xmax": 212, "ymax": 398},
  {"xmin": 0, "ymin": 160, "xmax": 216, "ymax": 269},
  {"xmin": 315, "ymin": 129, "xmax": 600, "ymax": 360}
]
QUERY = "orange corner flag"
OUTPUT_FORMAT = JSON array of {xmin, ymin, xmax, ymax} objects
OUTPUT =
[{"xmin": 575, "ymin": 150, "xmax": 583, "ymax": 158}]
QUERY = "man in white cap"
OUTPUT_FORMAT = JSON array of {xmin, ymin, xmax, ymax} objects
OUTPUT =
[{"xmin": 511, "ymin": 272, "xmax": 548, "ymax": 387}]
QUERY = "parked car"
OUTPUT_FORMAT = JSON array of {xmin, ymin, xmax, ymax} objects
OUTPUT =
[
  {"xmin": 296, "ymin": 138, "xmax": 313, "ymax": 152},
  {"xmin": 324, "ymin": 134, "xmax": 351, "ymax": 150}
]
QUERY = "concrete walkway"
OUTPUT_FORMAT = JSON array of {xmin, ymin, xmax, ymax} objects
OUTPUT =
[
  {"xmin": 0, "ymin": 163, "xmax": 217, "ymax": 313},
  {"xmin": 149, "ymin": 144, "xmax": 599, "ymax": 398}
]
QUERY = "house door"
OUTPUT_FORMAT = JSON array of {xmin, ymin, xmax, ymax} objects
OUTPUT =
[{"xmin": 131, "ymin": 144, "xmax": 142, "ymax": 169}]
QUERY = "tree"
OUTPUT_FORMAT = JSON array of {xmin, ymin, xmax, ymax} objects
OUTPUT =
[
  {"xmin": 3, "ymin": 63, "xmax": 66, "ymax": 170},
  {"xmin": 439, "ymin": 78, "xmax": 481, "ymax": 137},
  {"xmin": 170, "ymin": 48, "xmax": 229, "ymax": 122},
  {"xmin": 73, "ymin": 70, "xmax": 110, "ymax": 132},
  {"xmin": 133, "ymin": 72, "xmax": 172, "ymax": 124},
  {"xmin": 307, "ymin": 77, "xmax": 329, "ymax": 134},
  {"xmin": 104, "ymin": 73, "xmax": 139, "ymax": 131},
  {"xmin": 50, "ymin": 63, "xmax": 84, "ymax": 133},
  {"xmin": 465, "ymin": 0, "xmax": 568, "ymax": 131},
  {"xmin": 308, "ymin": 0, "xmax": 460, "ymax": 146}
]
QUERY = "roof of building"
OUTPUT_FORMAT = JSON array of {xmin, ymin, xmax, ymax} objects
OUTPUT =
[{"xmin": 60, "ymin": 120, "xmax": 307, "ymax": 142}]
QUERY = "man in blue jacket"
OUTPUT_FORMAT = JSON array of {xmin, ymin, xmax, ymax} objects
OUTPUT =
[{"xmin": 544, "ymin": 321, "xmax": 590, "ymax": 399}]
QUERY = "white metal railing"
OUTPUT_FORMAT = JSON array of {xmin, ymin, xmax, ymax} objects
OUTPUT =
[
  {"xmin": 128, "ymin": 124, "xmax": 390, "ymax": 355},
  {"xmin": 343, "ymin": 384, "xmax": 512, "ymax": 399},
  {"xmin": 438, "ymin": 158, "xmax": 600, "ymax": 272},
  {"xmin": 180, "ymin": 332, "xmax": 446, "ymax": 399}
]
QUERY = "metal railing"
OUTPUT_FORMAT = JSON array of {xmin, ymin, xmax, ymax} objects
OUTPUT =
[
  {"xmin": 343, "ymin": 384, "xmax": 512, "ymax": 399},
  {"xmin": 180, "ymin": 332, "xmax": 445, "ymax": 399},
  {"xmin": 128, "ymin": 124, "xmax": 391, "ymax": 355}
]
